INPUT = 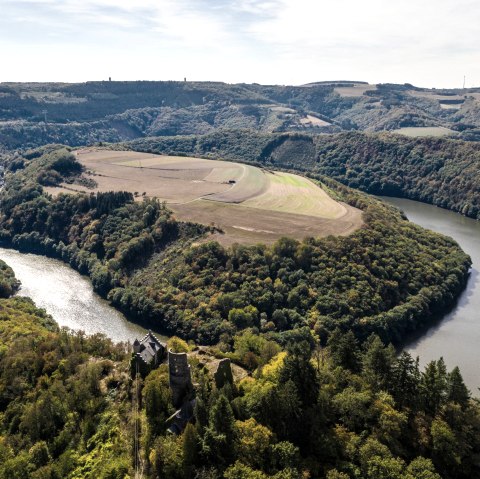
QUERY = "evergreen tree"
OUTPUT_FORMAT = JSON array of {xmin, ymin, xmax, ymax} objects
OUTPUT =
[
  {"xmin": 362, "ymin": 334, "xmax": 396, "ymax": 391},
  {"xmin": 390, "ymin": 352, "xmax": 420, "ymax": 409},
  {"xmin": 279, "ymin": 341, "xmax": 319, "ymax": 408},
  {"xmin": 201, "ymin": 395, "xmax": 237, "ymax": 468},
  {"xmin": 447, "ymin": 366, "xmax": 470, "ymax": 408},
  {"xmin": 182, "ymin": 422, "xmax": 199, "ymax": 477},
  {"xmin": 420, "ymin": 359, "xmax": 448, "ymax": 415},
  {"xmin": 327, "ymin": 329, "xmax": 361, "ymax": 372}
]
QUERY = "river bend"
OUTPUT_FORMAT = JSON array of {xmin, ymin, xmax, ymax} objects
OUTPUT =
[{"xmin": 1, "ymin": 197, "xmax": 478, "ymax": 390}]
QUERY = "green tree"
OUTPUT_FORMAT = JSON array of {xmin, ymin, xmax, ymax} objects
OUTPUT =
[
  {"xmin": 390, "ymin": 352, "xmax": 420, "ymax": 409},
  {"xmin": 420, "ymin": 359, "xmax": 447, "ymax": 415},
  {"xmin": 405, "ymin": 457, "xmax": 441, "ymax": 479},
  {"xmin": 151, "ymin": 435, "xmax": 183, "ymax": 479},
  {"xmin": 430, "ymin": 418, "xmax": 460, "ymax": 468},
  {"xmin": 279, "ymin": 342, "xmax": 319, "ymax": 408},
  {"xmin": 143, "ymin": 368, "xmax": 172, "ymax": 435},
  {"xmin": 333, "ymin": 387, "xmax": 372, "ymax": 431},
  {"xmin": 229, "ymin": 306, "xmax": 260, "ymax": 329},
  {"xmin": 447, "ymin": 366, "xmax": 470, "ymax": 408},
  {"xmin": 182, "ymin": 423, "xmax": 199, "ymax": 477},
  {"xmin": 224, "ymin": 461, "xmax": 267, "ymax": 479},
  {"xmin": 236, "ymin": 418, "xmax": 273, "ymax": 469},
  {"xmin": 326, "ymin": 470, "xmax": 350, "ymax": 479},
  {"xmin": 362, "ymin": 335, "xmax": 396, "ymax": 391},
  {"xmin": 327, "ymin": 329, "xmax": 361, "ymax": 372},
  {"xmin": 201, "ymin": 395, "xmax": 237, "ymax": 467},
  {"xmin": 269, "ymin": 442, "xmax": 300, "ymax": 472}
]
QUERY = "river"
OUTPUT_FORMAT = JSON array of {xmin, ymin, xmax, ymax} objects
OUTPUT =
[
  {"xmin": 381, "ymin": 197, "xmax": 480, "ymax": 393},
  {"xmin": 0, "ymin": 198, "xmax": 478, "ymax": 391},
  {"xmin": 0, "ymin": 247, "xmax": 166, "ymax": 344}
]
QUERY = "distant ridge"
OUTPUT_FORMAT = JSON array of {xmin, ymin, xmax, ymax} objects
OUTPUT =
[
  {"xmin": 301, "ymin": 80, "xmax": 369, "ymax": 86},
  {"xmin": 2, "ymin": 79, "xmax": 480, "ymax": 150}
]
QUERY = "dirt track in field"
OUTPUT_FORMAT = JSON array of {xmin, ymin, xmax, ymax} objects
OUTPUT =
[{"xmin": 170, "ymin": 199, "xmax": 363, "ymax": 246}]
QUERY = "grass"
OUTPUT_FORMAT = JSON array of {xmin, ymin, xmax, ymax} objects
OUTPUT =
[
  {"xmin": 206, "ymin": 165, "xmax": 268, "ymax": 203},
  {"xmin": 242, "ymin": 172, "xmax": 347, "ymax": 219}
]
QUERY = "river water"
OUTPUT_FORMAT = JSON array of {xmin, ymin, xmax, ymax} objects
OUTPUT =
[
  {"xmin": 0, "ymin": 247, "xmax": 164, "ymax": 344},
  {"xmin": 381, "ymin": 197, "xmax": 480, "ymax": 393},
  {"xmin": 0, "ymin": 198, "xmax": 478, "ymax": 390}
]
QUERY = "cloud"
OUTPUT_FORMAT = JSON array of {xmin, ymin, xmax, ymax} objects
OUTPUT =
[{"xmin": 0, "ymin": 0, "xmax": 479, "ymax": 86}]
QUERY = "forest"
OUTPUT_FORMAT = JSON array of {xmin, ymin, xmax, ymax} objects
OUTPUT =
[
  {"xmin": 0, "ymin": 284, "xmax": 132, "ymax": 478},
  {"xmin": 0, "ymin": 145, "xmax": 471, "ymax": 348},
  {"xmin": 0, "ymin": 137, "xmax": 477, "ymax": 479},
  {"xmin": 2, "ymin": 80, "xmax": 480, "ymax": 150},
  {"xmin": 0, "ymin": 259, "xmax": 19, "ymax": 298},
  {"xmin": 0, "ymin": 264, "xmax": 479, "ymax": 479}
]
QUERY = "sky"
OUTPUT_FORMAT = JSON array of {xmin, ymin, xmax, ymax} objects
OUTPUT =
[{"xmin": 1, "ymin": 0, "xmax": 479, "ymax": 88}]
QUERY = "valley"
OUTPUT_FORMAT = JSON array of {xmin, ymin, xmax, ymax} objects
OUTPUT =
[
  {"xmin": 0, "ymin": 81, "xmax": 479, "ymax": 479},
  {"xmin": 3, "ymin": 0, "xmax": 480, "ymax": 471}
]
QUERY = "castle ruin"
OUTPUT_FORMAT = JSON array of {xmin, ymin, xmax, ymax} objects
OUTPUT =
[{"xmin": 168, "ymin": 349, "xmax": 194, "ymax": 408}]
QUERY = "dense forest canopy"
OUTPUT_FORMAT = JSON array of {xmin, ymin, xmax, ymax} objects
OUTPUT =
[
  {"xmin": 0, "ymin": 263, "xmax": 479, "ymax": 478},
  {"xmin": 2, "ymin": 80, "xmax": 480, "ymax": 150},
  {"xmin": 0, "ymin": 274, "xmax": 133, "ymax": 478},
  {"xmin": 0, "ymin": 259, "xmax": 19, "ymax": 298}
]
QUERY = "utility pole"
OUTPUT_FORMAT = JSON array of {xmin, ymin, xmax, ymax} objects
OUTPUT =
[
  {"xmin": 133, "ymin": 361, "xmax": 143, "ymax": 478},
  {"xmin": 42, "ymin": 109, "xmax": 48, "ymax": 124},
  {"xmin": 463, "ymin": 75, "xmax": 466, "ymax": 90}
]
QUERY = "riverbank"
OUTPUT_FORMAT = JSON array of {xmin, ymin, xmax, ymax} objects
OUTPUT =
[
  {"xmin": 1, "ymin": 196, "xmax": 477, "ymax": 394},
  {"xmin": 382, "ymin": 197, "xmax": 480, "ymax": 393},
  {"xmin": 0, "ymin": 247, "xmax": 167, "ymax": 344}
]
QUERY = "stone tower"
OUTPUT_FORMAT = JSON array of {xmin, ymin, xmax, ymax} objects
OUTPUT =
[{"xmin": 168, "ymin": 350, "xmax": 193, "ymax": 408}]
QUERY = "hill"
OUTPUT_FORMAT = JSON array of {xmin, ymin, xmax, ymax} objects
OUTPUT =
[
  {"xmin": 0, "ymin": 145, "xmax": 470, "ymax": 346},
  {"xmin": 2, "ymin": 80, "xmax": 480, "ymax": 150},
  {"xmin": 0, "ymin": 282, "xmax": 133, "ymax": 478},
  {"xmin": 0, "ymin": 249, "xmax": 479, "ymax": 479}
]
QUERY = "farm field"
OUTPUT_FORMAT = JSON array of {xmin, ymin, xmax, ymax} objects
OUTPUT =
[
  {"xmin": 242, "ymin": 172, "xmax": 346, "ymax": 218},
  {"xmin": 300, "ymin": 114, "xmax": 331, "ymax": 126},
  {"xmin": 440, "ymin": 103, "xmax": 462, "ymax": 110},
  {"xmin": 333, "ymin": 83, "xmax": 377, "ymax": 97},
  {"xmin": 407, "ymin": 90, "xmax": 466, "ymax": 102},
  {"xmin": 47, "ymin": 149, "xmax": 363, "ymax": 245},
  {"xmin": 393, "ymin": 126, "xmax": 456, "ymax": 138},
  {"xmin": 171, "ymin": 199, "xmax": 361, "ymax": 247}
]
